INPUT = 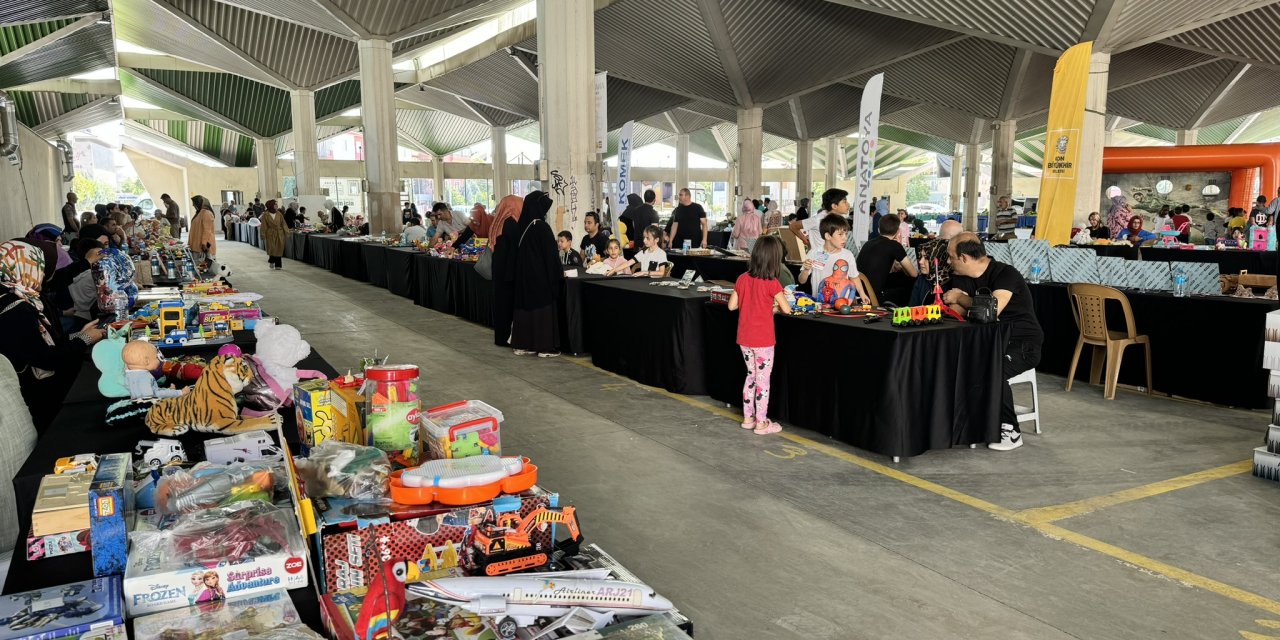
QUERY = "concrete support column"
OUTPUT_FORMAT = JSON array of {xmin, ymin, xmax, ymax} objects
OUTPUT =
[
  {"xmin": 824, "ymin": 137, "xmax": 841, "ymax": 189},
  {"xmin": 737, "ymin": 107, "xmax": 763, "ymax": 199},
  {"xmin": 991, "ymin": 120, "xmax": 1016, "ymax": 202},
  {"xmin": 949, "ymin": 144, "xmax": 962, "ymax": 212},
  {"xmin": 675, "ymin": 133, "xmax": 690, "ymax": 192},
  {"xmin": 1070, "ymin": 52, "xmax": 1111, "ymax": 229},
  {"xmin": 537, "ymin": 0, "xmax": 597, "ymax": 235},
  {"xmin": 491, "ymin": 126, "xmax": 508, "ymax": 198},
  {"xmin": 358, "ymin": 39, "xmax": 400, "ymax": 235},
  {"xmin": 963, "ymin": 143, "xmax": 980, "ymax": 232},
  {"xmin": 289, "ymin": 90, "xmax": 319, "ymax": 198},
  {"xmin": 1177, "ymin": 128, "xmax": 1198, "ymax": 145},
  {"xmin": 431, "ymin": 157, "xmax": 445, "ymax": 204},
  {"xmin": 255, "ymin": 138, "xmax": 277, "ymax": 200},
  {"xmin": 796, "ymin": 139, "xmax": 813, "ymax": 206}
]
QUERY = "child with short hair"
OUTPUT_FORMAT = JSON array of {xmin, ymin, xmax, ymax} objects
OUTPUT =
[
  {"xmin": 628, "ymin": 225, "xmax": 668, "ymax": 277},
  {"xmin": 602, "ymin": 238, "xmax": 629, "ymax": 276},
  {"xmin": 728, "ymin": 235, "xmax": 792, "ymax": 435},
  {"xmin": 798, "ymin": 213, "xmax": 866, "ymax": 305},
  {"xmin": 557, "ymin": 230, "xmax": 583, "ymax": 267}
]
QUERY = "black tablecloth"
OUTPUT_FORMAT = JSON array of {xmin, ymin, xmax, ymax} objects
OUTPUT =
[
  {"xmin": 561, "ymin": 274, "xmax": 602, "ymax": 355},
  {"xmin": 668, "ymin": 254, "xmax": 802, "ymax": 284},
  {"xmin": 415, "ymin": 255, "xmax": 453, "ymax": 312},
  {"xmin": 308, "ymin": 234, "xmax": 337, "ymax": 270},
  {"xmin": 1140, "ymin": 247, "xmax": 1277, "ymax": 275},
  {"xmin": 333, "ymin": 240, "xmax": 367, "ymax": 281},
  {"xmin": 1029, "ymin": 283, "xmax": 1276, "ymax": 408},
  {"xmin": 583, "ymin": 279, "xmax": 709, "ymax": 394},
  {"xmin": 385, "ymin": 248, "xmax": 417, "ymax": 298},
  {"xmin": 360, "ymin": 244, "xmax": 389, "ymax": 288},
  {"xmin": 290, "ymin": 233, "xmax": 308, "ymax": 262},
  {"xmin": 451, "ymin": 261, "xmax": 493, "ymax": 327},
  {"xmin": 703, "ymin": 304, "xmax": 1007, "ymax": 458}
]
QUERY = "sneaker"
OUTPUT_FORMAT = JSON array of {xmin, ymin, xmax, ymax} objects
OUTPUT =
[
  {"xmin": 512, "ymin": 349, "xmax": 536, "ymax": 356},
  {"xmin": 537, "ymin": 351, "xmax": 561, "ymax": 358},
  {"xmin": 988, "ymin": 424, "xmax": 1023, "ymax": 451},
  {"xmin": 753, "ymin": 420, "xmax": 782, "ymax": 435}
]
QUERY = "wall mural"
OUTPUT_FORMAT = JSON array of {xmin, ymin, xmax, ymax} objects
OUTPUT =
[{"xmin": 1100, "ymin": 171, "xmax": 1231, "ymax": 243}]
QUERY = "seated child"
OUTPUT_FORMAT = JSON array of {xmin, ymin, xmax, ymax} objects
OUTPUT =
[
  {"xmin": 558, "ymin": 231, "xmax": 583, "ymax": 267},
  {"xmin": 602, "ymin": 239, "xmax": 630, "ymax": 276},
  {"xmin": 628, "ymin": 224, "xmax": 668, "ymax": 277}
]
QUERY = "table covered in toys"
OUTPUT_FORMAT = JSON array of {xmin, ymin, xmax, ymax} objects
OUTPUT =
[{"xmin": 3, "ymin": 275, "xmax": 695, "ymax": 640}]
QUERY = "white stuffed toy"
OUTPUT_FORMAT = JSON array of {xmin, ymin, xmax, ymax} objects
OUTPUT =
[{"xmin": 239, "ymin": 319, "xmax": 325, "ymax": 416}]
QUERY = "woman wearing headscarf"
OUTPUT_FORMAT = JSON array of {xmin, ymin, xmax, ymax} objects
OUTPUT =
[
  {"xmin": 1106, "ymin": 194, "xmax": 1133, "ymax": 240},
  {"xmin": 328, "ymin": 201, "xmax": 343, "ymax": 233},
  {"xmin": 507, "ymin": 191, "xmax": 560, "ymax": 357},
  {"xmin": 0, "ymin": 241, "xmax": 105, "ymax": 432},
  {"xmin": 261, "ymin": 199, "xmax": 288, "ymax": 270},
  {"xmin": 467, "ymin": 203, "xmax": 495, "ymax": 239},
  {"xmin": 619, "ymin": 194, "xmax": 643, "ymax": 249},
  {"xmin": 490, "ymin": 195, "xmax": 525, "ymax": 347},
  {"xmin": 189, "ymin": 195, "xmax": 217, "ymax": 271},
  {"xmin": 730, "ymin": 198, "xmax": 762, "ymax": 250}
]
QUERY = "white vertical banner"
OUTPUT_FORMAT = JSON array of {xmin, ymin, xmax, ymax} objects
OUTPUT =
[
  {"xmin": 594, "ymin": 72, "xmax": 608, "ymax": 154},
  {"xmin": 615, "ymin": 120, "xmax": 635, "ymax": 208},
  {"xmin": 851, "ymin": 72, "xmax": 884, "ymax": 246}
]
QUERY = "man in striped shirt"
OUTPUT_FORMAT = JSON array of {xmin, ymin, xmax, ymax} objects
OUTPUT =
[{"xmin": 991, "ymin": 196, "xmax": 1017, "ymax": 240}]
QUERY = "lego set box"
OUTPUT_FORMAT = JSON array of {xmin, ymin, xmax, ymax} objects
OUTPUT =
[{"xmin": 0, "ymin": 577, "xmax": 125, "ymax": 640}]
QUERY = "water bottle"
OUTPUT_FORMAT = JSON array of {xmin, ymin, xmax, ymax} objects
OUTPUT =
[
  {"xmin": 1173, "ymin": 266, "xmax": 1187, "ymax": 297},
  {"xmin": 683, "ymin": 239, "xmax": 691, "ymax": 252},
  {"xmin": 150, "ymin": 255, "xmax": 161, "ymax": 276},
  {"xmin": 380, "ymin": 230, "xmax": 387, "ymax": 242},
  {"xmin": 111, "ymin": 291, "xmax": 129, "ymax": 323},
  {"xmin": 1029, "ymin": 258, "xmax": 1043, "ymax": 285}
]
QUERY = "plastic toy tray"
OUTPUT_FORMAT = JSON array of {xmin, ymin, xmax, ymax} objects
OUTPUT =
[{"xmin": 388, "ymin": 457, "xmax": 537, "ymax": 506}]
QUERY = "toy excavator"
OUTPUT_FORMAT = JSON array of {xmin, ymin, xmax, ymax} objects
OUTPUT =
[{"xmin": 465, "ymin": 506, "xmax": 583, "ymax": 577}]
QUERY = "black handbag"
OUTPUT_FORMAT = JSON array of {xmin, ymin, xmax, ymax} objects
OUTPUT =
[{"xmin": 967, "ymin": 288, "xmax": 999, "ymax": 324}]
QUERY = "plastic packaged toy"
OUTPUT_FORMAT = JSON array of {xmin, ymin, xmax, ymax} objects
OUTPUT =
[
  {"xmin": 423, "ymin": 400, "xmax": 503, "ymax": 459},
  {"xmin": 294, "ymin": 441, "xmax": 390, "ymax": 500},
  {"xmin": 132, "ymin": 589, "xmax": 325, "ymax": 640},
  {"xmin": 0, "ymin": 577, "xmax": 125, "ymax": 640},
  {"xmin": 362, "ymin": 365, "xmax": 421, "ymax": 466},
  {"xmin": 154, "ymin": 462, "xmax": 277, "ymax": 515},
  {"xmin": 389, "ymin": 456, "xmax": 537, "ymax": 506}
]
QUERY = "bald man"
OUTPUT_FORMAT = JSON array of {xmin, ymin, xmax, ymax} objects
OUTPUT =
[
  {"xmin": 910, "ymin": 219, "xmax": 963, "ymax": 305},
  {"xmin": 62, "ymin": 191, "xmax": 80, "ymax": 240},
  {"xmin": 942, "ymin": 232, "xmax": 1042, "ymax": 452}
]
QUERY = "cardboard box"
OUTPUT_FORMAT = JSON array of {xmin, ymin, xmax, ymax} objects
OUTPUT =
[
  {"xmin": 329, "ymin": 382, "xmax": 367, "ymax": 445},
  {"xmin": 0, "ymin": 577, "xmax": 125, "ymax": 640},
  {"xmin": 26, "ymin": 526, "xmax": 90, "ymax": 561},
  {"xmin": 88, "ymin": 453, "xmax": 133, "ymax": 577},
  {"xmin": 31, "ymin": 473, "xmax": 91, "ymax": 536},
  {"xmin": 133, "ymin": 589, "xmax": 305, "ymax": 638},
  {"xmin": 317, "ymin": 488, "xmax": 554, "ymax": 594},
  {"xmin": 196, "ymin": 303, "xmax": 262, "ymax": 325},
  {"xmin": 294, "ymin": 378, "xmax": 338, "ymax": 453}
]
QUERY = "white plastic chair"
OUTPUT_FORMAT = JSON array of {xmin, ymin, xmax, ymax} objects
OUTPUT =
[{"xmin": 1009, "ymin": 368, "xmax": 1041, "ymax": 434}]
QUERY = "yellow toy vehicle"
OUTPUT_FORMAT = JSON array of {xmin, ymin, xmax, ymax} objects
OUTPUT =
[{"xmin": 54, "ymin": 454, "xmax": 98, "ymax": 475}]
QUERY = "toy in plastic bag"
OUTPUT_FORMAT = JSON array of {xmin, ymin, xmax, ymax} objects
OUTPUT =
[
  {"xmin": 155, "ymin": 461, "xmax": 277, "ymax": 515},
  {"xmin": 294, "ymin": 441, "xmax": 390, "ymax": 500},
  {"xmin": 130, "ymin": 502, "xmax": 302, "ymax": 569},
  {"xmin": 132, "ymin": 589, "xmax": 323, "ymax": 639}
]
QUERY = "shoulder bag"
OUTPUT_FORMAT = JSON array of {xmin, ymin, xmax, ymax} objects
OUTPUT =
[{"xmin": 967, "ymin": 287, "xmax": 998, "ymax": 324}]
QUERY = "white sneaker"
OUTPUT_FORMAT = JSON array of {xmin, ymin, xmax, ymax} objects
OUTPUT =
[
  {"xmin": 513, "ymin": 349, "xmax": 536, "ymax": 356},
  {"xmin": 988, "ymin": 424, "xmax": 1023, "ymax": 451},
  {"xmin": 537, "ymin": 351, "xmax": 561, "ymax": 358}
]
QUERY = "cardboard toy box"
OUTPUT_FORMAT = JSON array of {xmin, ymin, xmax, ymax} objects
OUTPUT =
[
  {"xmin": 196, "ymin": 303, "xmax": 262, "ymax": 325},
  {"xmin": 329, "ymin": 381, "xmax": 366, "ymax": 445},
  {"xmin": 133, "ymin": 589, "xmax": 306, "ymax": 638},
  {"xmin": 31, "ymin": 473, "xmax": 91, "ymax": 537},
  {"xmin": 317, "ymin": 487, "xmax": 555, "ymax": 594},
  {"xmin": 26, "ymin": 526, "xmax": 90, "ymax": 561},
  {"xmin": 0, "ymin": 576, "xmax": 125, "ymax": 640},
  {"xmin": 123, "ymin": 536, "xmax": 310, "ymax": 616},
  {"xmin": 294, "ymin": 378, "xmax": 338, "ymax": 452},
  {"xmin": 88, "ymin": 453, "xmax": 132, "ymax": 577}
]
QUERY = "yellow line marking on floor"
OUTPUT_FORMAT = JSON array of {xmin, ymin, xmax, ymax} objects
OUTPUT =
[
  {"xmin": 561, "ymin": 356, "xmax": 1280, "ymax": 618},
  {"xmin": 1016, "ymin": 460, "xmax": 1253, "ymax": 524},
  {"xmin": 1258, "ymin": 620, "xmax": 1280, "ymax": 629}
]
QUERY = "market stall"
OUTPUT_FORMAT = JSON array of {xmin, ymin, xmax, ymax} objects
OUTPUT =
[{"xmin": 583, "ymin": 279, "xmax": 711, "ymax": 395}]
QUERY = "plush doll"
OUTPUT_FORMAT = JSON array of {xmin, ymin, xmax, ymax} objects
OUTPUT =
[
  {"xmin": 239, "ymin": 321, "xmax": 325, "ymax": 417},
  {"xmin": 144, "ymin": 355, "xmax": 283, "ymax": 436},
  {"xmin": 122, "ymin": 340, "xmax": 187, "ymax": 400},
  {"xmin": 92, "ymin": 324, "xmax": 134, "ymax": 398}
]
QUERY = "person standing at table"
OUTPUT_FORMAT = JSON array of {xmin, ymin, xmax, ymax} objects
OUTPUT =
[
  {"xmin": 633, "ymin": 190, "xmax": 660, "ymax": 242},
  {"xmin": 507, "ymin": 191, "xmax": 561, "ymax": 357},
  {"xmin": 669, "ymin": 188, "xmax": 707, "ymax": 250},
  {"xmin": 491, "ymin": 195, "xmax": 526, "ymax": 347},
  {"xmin": 991, "ymin": 196, "xmax": 1017, "ymax": 240},
  {"xmin": 189, "ymin": 196, "xmax": 217, "ymax": 272},
  {"xmin": 729, "ymin": 235, "xmax": 792, "ymax": 435},
  {"xmin": 802, "ymin": 188, "xmax": 848, "ymax": 249},
  {"xmin": 161, "ymin": 194, "xmax": 182, "ymax": 239},
  {"xmin": 857, "ymin": 214, "xmax": 918, "ymax": 306},
  {"xmin": 911, "ymin": 219, "xmax": 961, "ymax": 305},
  {"xmin": 61, "ymin": 191, "xmax": 79, "ymax": 242},
  {"xmin": 731, "ymin": 198, "xmax": 762, "ymax": 250},
  {"xmin": 261, "ymin": 200, "xmax": 287, "ymax": 270},
  {"xmin": 1106, "ymin": 194, "xmax": 1133, "ymax": 239},
  {"xmin": 1171, "ymin": 204, "xmax": 1193, "ymax": 243},
  {"xmin": 1198, "ymin": 212, "xmax": 1224, "ymax": 244},
  {"xmin": 943, "ymin": 232, "xmax": 1042, "ymax": 452}
]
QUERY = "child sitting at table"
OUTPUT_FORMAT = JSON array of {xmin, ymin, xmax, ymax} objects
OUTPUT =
[
  {"xmin": 728, "ymin": 235, "xmax": 791, "ymax": 435},
  {"xmin": 557, "ymin": 231, "xmax": 583, "ymax": 268},
  {"xmin": 629, "ymin": 225, "xmax": 668, "ymax": 277},
  {"xmin": 602, "ymin": 238, "xmax": 630, "ymax": 276}
]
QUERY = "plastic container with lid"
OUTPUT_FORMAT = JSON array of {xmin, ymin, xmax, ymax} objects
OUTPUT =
[
  {"xmin": 423, "ymin": 400, "xmax": 503, "ymax": 460},
  {"xmin": 362, "ymin": 364, "xmax": 422, "ymax": 466}
]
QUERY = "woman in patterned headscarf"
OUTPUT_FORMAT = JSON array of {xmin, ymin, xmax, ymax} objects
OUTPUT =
[
  {"xmin": 0, "ymin": 241, "xmax": 105, "ymax": 432},
  {"xmin": 1106, "ymin": 194, "xmax": 1134, "ymax": 240}
]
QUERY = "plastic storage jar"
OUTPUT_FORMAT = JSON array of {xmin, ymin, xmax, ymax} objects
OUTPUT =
[{"xmin": 363, "ymin": 364, "xmax": 421, "ymax": 466}]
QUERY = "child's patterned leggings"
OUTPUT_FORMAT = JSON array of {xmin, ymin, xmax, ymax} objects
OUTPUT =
[{"xmin": 740, "ymin": 345, "xmax": 775, "ymax": 423}]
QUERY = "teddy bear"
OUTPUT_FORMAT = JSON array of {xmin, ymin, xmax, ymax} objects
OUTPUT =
[{"xmin": 239, "ymin": 320, "xmax": 325, "ymax": 416}]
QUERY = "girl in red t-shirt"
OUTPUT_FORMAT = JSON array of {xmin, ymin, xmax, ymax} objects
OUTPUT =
[{"xmin": 728, "ymin": 236, "xmax": 792, "ymax": 435}]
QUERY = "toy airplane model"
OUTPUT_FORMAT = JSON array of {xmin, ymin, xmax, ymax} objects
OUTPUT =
[{"xmin": 406, "ymin": 568, "xmax": 674, "ymax": 640}]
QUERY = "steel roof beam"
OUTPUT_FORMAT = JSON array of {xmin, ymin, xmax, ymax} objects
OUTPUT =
[
  {"xmin": 1109, "ymin": 0, "xmax": 1280, "ymax": 54},
  {"xmin": 1158, "ymin": 40, "xmax": 1280, "ymax": 74},
  {"xmin": 124, "ymin": 107, "xmax": 194, "ymax": 120},
  {"xmin": 8, "ymin": 78, "xmax": 119, "ymax": 94},
  {"xmin": 33, "ymin": 95, "xmax": 121, "ymax": 137},
  {"xmin": 123, "ymin": 120, "xmax": 231, "ymax": 167},
  {"xmin": 1187, "ymin": 61, "xmax": 1251, "ymax": 129},
  {"xmin": 151, "ymin": 0, "xmax": 298, "ymax": 89},
  {"xmin": 997, "ymin": 49, "xmax": 1032, "ymax": 121},
  {"xmin": 693, "ymin": 0, "xmax": 752, "ymax": 106},
  {"xmin": 790, "ymin": 98, "xmax": 809, "ymax": 140},
  {"xmin": 1224, "ymin": 111, "xmax": 1260, "ymax": 144},
  {"xmin": 0, "ymin": 13, "xmax": 101, "ymax": 68},
  {"xmin": 124, "ymin": 73, "xmax": 257, "ymax": 138},
  {"xmin": 662, "ymin": 111, "xmax": 683, "ymax": 134},
  {"xmin": 1080, "ymin": 0, "xmax": 1125, "ymax": 49},
  {"xmin": 506, "ymin": 47, "xmax": 539, "ymax": 82},
  {"xmin": 391, "ymin": 0, "xmax": 497, "ymax": 42},
  {"xmin": 117, "ymin": 51, "xmax": 224, "ymax": 74},
  {"xmin": 310, "ymin": 0, "xmax": 372, "ymax": 39}
]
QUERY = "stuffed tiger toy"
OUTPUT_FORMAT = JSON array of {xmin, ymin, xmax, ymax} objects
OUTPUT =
[{"xmin": 145, "ymin": 355, "xmax": 284, "ymax": 435}]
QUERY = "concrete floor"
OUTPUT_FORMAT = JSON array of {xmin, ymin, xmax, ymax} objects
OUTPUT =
[{"xmin": 221, "ymin": 241, "xmax": 1280, "ymax": 640}]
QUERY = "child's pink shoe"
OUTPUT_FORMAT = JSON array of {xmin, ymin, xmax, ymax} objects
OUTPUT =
[{"xmin": 753, "ymin": 421, "xmax": 782, "ymax": 435}]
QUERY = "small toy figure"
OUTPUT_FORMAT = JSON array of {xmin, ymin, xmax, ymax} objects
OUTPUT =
[
  {"xmin": 123, "ymin": 340, "xmax": 188, "ymax": 400},
  {"xmin": 818, "ymin": 258, "xmax": 859, "ymax": 307},
  {"xmin": 354, "ymin": 561, "xmax": 411, "ymax": 640}
]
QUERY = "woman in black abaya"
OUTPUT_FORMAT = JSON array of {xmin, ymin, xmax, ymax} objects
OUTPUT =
[
  {"xmin": 490, "ymin": 195, "xmax": 525, "ymax": 347},
  {"xmin": 508, "ymin": 191, "xmax": 561, "ymax": 357}
]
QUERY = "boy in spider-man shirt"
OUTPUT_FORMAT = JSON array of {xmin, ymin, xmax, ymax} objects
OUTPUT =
[{"xmin": 798, "ymin": 213, "xmax": 867, "ymax": 305}]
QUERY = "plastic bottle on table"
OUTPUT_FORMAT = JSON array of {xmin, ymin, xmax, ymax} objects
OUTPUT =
[
  {"xmin": 111, "ymin": 291, "xmax": 129, "ymax": 323},
  {"xmin": 1173, "ymin": 266, "xmax": 1187, "ymax": 297},
  {"xmin": 1029, "ymin": 258, "xmax": 1043, "ymax": 285}
]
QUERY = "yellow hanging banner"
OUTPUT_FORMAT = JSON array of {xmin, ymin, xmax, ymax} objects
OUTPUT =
[{"xmin": 1035, "ymin": 41, "xmax": 1093, "ymax": 245}]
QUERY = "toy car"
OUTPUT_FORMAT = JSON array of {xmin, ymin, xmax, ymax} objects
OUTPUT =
[
  {"xmin": 135, "ymin": 439, "xmax": 187, "ymax": 468},
  {"xmin": 204, "ymin": 431, "xmax": 284, "ymax": 465},
  {"xmin": 162, "ymin": 330, "xmax": 188, "ymax": 346},
  {"xmin": 53, "ymin": 454, "xmax": 98, "ymax": 475}
]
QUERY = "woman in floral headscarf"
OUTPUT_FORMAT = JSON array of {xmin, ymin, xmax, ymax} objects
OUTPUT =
[
  {"xmin": 0, "ymin": 241, "xmax": 105, "ymax": 432},
  {"xmin": 1106, "ymin": 194, "xmax": 1134, "ymax": 240}
]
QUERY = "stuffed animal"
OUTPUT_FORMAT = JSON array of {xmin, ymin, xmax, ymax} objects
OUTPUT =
[
  {"xmin": 240, "ymin": 321, "xmax": 324, "ymax": 417},
  {"xmin": 145, "ymin": 355, "xmax": 283, "ymax": 436},
  {"xmin": 92, "ymin": 324, "xmax": 134, "ymax": 398},
  {"xmin": 122, "ymin": 340, "xmax": 186, "ymax": 400}
]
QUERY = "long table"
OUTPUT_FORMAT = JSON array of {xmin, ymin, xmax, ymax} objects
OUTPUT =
[
  {"xmin": 582, "ymin": 279, "xmax": 710, "ymax": 395},
  {"xmin": 1062, "ymin": 243, "xmax": 1277, "ymax": 274}
]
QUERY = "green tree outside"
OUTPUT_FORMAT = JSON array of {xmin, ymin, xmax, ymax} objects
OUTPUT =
[
  {"xmin": 71, "ymin": 173, "xmax": 115, "ymax": 211},
  {"xmin": 906, "ymin": 175, "xmax": 931, "ymax": 205}
]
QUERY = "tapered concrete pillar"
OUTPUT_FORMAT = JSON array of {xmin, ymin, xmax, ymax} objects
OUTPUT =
[
  {"xmin": 1177, "ymin": 129, "xmax": 1198, "ymax": 145},
  {"xmin": 675, "ymin": 133, "xmax": 690, "ymax": 192},
  {"xmin": 1070, "ymin": 52, "xmax": 1111, "ymax": 228},
  {"xmin": 289, "ymin": 90, "xmax": 319, "ymax": 197},
  {"xmin": 431, "ymin": 157, "xmax": 445, "ymax": 204},
  {"xmin": 491, "ymin": 126, "xmax": 508, "ymax": 197},
  {"xmin": 358, "ymin": 39, "xmax": 401, "ymax": 235},
  {"xmin": 796, "ymin": 139, "xmax": 813, "ymax": 206},
  {"xmin": 537, "ymin": 0, "xmax": 597, "ymax": 235},
  {"xmin": 255, "ymin": 138, "xmax": 277, "ymax": 200},
  {"xmin": 949, "ymin": 144, "xmax": 962, "ymax": 212},
  {"xmin": 991, "ymin": 120, "xmax": 1015, "ymax": 202},
  {"xmin": 737, "ymin": 107, "xmax": 763, "ymax": 200},
  {"xmin": 963, "ymin": 143, "xmax": 980, "ymax": 232},
  {"xmin": 824, "ymin": 137, "xmax": 841, "ymax": 189}
]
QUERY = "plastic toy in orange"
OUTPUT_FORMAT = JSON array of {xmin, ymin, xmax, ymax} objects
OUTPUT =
[
  {"xmin": 465, "ymin": 506, "xmax": 584, "ymax": 576},
  {"xmin": 389, "ymin": 456, "xmax": 537, "ymax": 506}
]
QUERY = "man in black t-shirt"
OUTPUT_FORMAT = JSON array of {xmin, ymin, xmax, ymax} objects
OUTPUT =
[
  {"xmin": 943, "ymin": 232, "xmax": 1043, "ymax": 452},
  {"xmin": 579, "ymin": 211, "xmax": 609, "ymax": 260},
  {"xmin": 856, "ymin": 214, "xmax": 917, "ymax": 306},
  {"xmin": 668, "ymin": 188, "xmax": 707, "ymax": 249}
]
